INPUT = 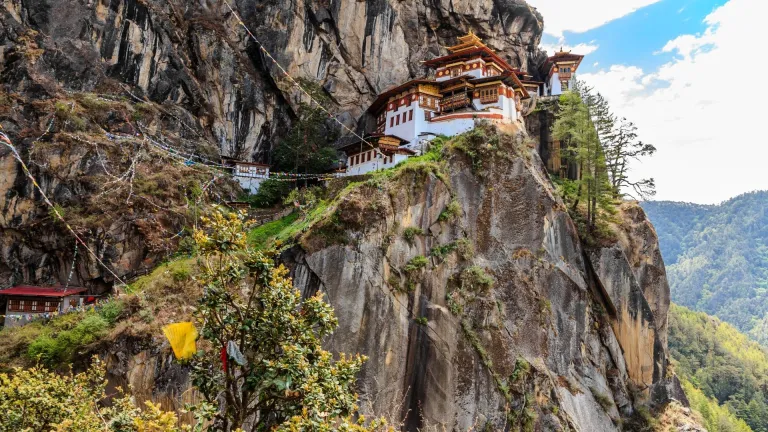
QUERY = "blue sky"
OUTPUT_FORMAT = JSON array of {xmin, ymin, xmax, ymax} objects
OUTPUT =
[
  {"xmin": 542, "ymin": 0, "xmax": 729, "ymax": 75},
  {"xmin": 528, "ymin": 0, "xmax": 767, "ymax": 204}
]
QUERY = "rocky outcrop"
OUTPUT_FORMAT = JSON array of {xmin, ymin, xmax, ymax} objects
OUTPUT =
[
  {"xmin": 1, "ymin": 0, "xmax": 545, "ymax": 161},
  {"xmin": 0, "ymin": 0, "xmax": 547, "ymax": 289},
  {"xmin": 279, "ymin": 129, "xmax": 671, "ymax": 430}
]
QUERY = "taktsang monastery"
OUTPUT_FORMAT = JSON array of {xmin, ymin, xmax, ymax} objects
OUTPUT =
[{"xmin": 340, "ymin": 32, "xmax": 584, "ymax": 176}]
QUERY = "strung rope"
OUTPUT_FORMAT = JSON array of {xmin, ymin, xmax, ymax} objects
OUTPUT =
[
  {"xmin": 0, "ymin": 132, "xmax": 128, "ymax": 286},
  {"xmin": 221, "ymin": 0, "xmax": 374, "ymax": 149},
  {"xmin": 65, "ymin": 241, "xmax": 78, "ymax": 288}
]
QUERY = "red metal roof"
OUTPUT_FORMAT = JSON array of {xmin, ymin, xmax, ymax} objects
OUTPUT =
[
  {"xmin": 367, "ymin": 79, "xmax": 436, "ymax": 114},
  {"xmin": 423, "ymin": 46, "xmax": 516, "ymax": 73},
  {"xmin": 0, "ymin": 286, "xmax": 87, "ymax": 297}
]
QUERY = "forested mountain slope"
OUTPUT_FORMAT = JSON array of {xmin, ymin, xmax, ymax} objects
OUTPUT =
[
  {"xmin": 669, "ymin": 304, "xmax": 768, "ymax": 432},
  {"xmin": 642, "ymin": 191, "xmax": 768, "ymax": 344}
]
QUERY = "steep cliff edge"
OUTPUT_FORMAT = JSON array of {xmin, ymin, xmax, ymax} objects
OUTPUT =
[{"xmin": 279, "ymin": 126, "xmax": 673, "ymax": 430}]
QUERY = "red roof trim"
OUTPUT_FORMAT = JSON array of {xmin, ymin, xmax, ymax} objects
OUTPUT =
[
  {"xmin": 424, "ymin": 47, "xmax": 516, "ymax": 73},
  {"xmin": 367, "ymin": 79, "xmax": 436, "ymax": 114},
  {"xmin": 0, "ymin": 286, "xmax": 87, "ymax": 297}
]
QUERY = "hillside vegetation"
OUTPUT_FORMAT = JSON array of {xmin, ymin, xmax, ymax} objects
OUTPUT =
[
  {"xmin": 669, "ymin": 304, "xmax": 768, "ymax": 432},
  {"xmin": 642, "ymin": 192, "xmax": 768, "ymax": 344}
]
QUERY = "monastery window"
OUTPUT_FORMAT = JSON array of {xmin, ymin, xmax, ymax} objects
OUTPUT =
[
  {"xmin": 409, "ymin": 110, "xmax": 413, "ymax": 121},
  {"xmin": 478, "ymin": 87, "xmax": 499, "ymax": 103},
  {"xmin": 396, "ymin": 116, "xmax": 400, "ymax": 126},
  {"xmin": 390, "ymin": 117, "xmax": 394, "ymax": 127}
]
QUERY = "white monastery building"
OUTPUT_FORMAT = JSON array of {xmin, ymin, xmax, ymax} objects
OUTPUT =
[
  {"xmin": 222, "ymin": 157, "xmax": 270, "ymax": 194},
  {"xmin": 342, "ymin": 32, "xmax": 584, "ymax": 176}
]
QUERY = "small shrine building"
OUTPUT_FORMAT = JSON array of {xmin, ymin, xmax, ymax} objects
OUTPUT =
[
  {"xmin": 0, "ymin": 285, "xmax": 88, "ymax": 328},
  {"xmin": 542, "ymin": 49, "xmax": 585, "ymax": 96},
  {"xmin": 222, "ymin": 157, "xmax": 270, "ymax": 194}
]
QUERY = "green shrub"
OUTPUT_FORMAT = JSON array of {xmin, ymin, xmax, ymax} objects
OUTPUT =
[
  {"xmin": 430, "ymin": 241, "xmax": 458, "ymax": 262},
  {"xmin": 98, "ymin": 300, "xmax": 124, "ymax": 325},
  {"xmin": 510, "ymin": 358, "xmax": 531, "ymax": 383},
  {"xmin": 250, "ymin": 179, "xmax": 291, "ymax": 208},
  {"xmin": 438, "ymin": 199, "xmax": 462, "ymax": 222},
  {"xmin": 414, "ymin": 317, "xmax": 428, "ymax": 326},
  {"xmin": 402, "ymin": 227, "xmax": 424, "ymax": 245},
  {"xmin": 456, "ymin": 238, "xmax": 474, "ymax": 260},
  {"xmin": 404, "ymin": 255, "xmax": 428, "ymax": 273},
  {"xmin": 460, "ymin": 266, "xmax": 494, "ymax": 292},
  {"xmin": 27, "ymin": 315, "xmax": 109, "ymax": 365}
]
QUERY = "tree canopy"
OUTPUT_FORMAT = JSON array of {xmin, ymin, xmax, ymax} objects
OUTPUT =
[
  {"xmin": 190, "ymin": 207, "xmax": 390, "ymax": 431},
  {"xmin": 669, "ymin": 304, "xmax": 768, "ymax": 432},
  {"xmin": 642, "ymin": 192, "xmax": 768, "ymax": 345}
]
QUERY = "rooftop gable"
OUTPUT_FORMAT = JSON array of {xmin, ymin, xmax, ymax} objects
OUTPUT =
[{"xmin": 0, "ymin": 286, "xmax": 87, "ymax": 297}]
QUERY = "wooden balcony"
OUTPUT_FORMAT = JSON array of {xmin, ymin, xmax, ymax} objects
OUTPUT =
[
  {"xmin": 478, "ymin": 95, "xmax": 499, "ymax": 104},
  {"xmin": 440, "ymin": 94, "xmax": 470, "ymax": 111}
]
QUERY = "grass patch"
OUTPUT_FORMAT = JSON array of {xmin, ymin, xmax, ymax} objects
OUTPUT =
[
  {"xmin": 402, "ymin": 227, "xmax": 425, "ymax": 245},
  {"xmin": 590, "ymin": 387, "xmax": 614, "ymax": 411},
  {"xmin": 404, "ymin": 255, "xmax": 428, "ymax": 273},
  {"xmin": 247, "ymin": 212, "xmax": 300, "ymax": 249},
  {"xmin": 456, "ymin": 238, "xmax": 474, "ymax": 260},
  {"xmin": 27, "ymin": 315, "xmax": 109, "ymax": 366},
  {"xmin": 460, "ymin": 266, "xmax": 495, "ymax": 292}
]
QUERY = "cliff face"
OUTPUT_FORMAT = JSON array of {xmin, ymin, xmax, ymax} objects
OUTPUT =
[
  {"xmin": 279, "ymin": 129, "xmax": 672, "ymax": 430},
  {"xmin": 80, "ymin": 128, "xmax": 674, "ymax": 431},
  {"xmin": 0, "ymin": 1, "xmax": 681, "ymax": 429},
  {"xmin": 0, "ymin": 0, "xmax": 545, "ymax": 289},
  {"xmin": 1, "ymin": 0, "xmax": 544, "ymax": 161}
]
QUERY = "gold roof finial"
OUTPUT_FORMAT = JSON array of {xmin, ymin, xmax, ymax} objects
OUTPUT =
[{"xmin": 447, "ymin": 30, "xmax": 486, "ymax": 53}]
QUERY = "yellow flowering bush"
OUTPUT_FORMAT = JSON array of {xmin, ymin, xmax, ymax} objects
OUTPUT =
[
  {"xmin": 0, "ymin": 358, "xmax": 184, "ymax": 432},
  {"xmin": 190, "ymin": 207, "xmax": 391, "ymax": 431}
]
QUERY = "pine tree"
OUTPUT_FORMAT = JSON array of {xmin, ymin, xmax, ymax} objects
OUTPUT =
[{"xmin": 272, "ymin": 79, "xmax": 340, "ymax": 188}]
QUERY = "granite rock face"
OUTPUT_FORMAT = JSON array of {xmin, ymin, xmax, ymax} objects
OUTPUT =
[
  {"xmin": 1, "ymin": 0, "xmax": 545, "ymax": 161},
  {"xmin": 281, "ymin": 132, "xmax": 671, "ymax": 430},
  {"xmin": 0, "ymin": 1, "xmax": 680, "ymax": 429},
  {"xmin": 0, "ymin": 0, "xmax": 545, "ymax": 289}
]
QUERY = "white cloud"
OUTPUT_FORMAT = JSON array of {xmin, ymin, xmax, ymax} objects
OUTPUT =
[
  {"xmin": 527, "ymin": 0, "xmax": 662, "ymax": 36},
  {"xmin": 579, "ymin": 0, "xmax": 768, "ymax": 204},
  {"xmin": 540, "ymin": 41, "xmax": 600, "ymax": 56}
]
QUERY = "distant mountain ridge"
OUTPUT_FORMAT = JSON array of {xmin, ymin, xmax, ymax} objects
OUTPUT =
[{"xmin": 642, "ymin": 191, "xmax": 768, "ymax": 345}]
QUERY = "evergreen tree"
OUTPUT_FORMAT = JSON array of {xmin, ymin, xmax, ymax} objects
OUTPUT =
[
  {"xmin": 552, "ymin": 88, "xmax": 614, "ymax": 235},
  {"xmin": 272, "ymin": 79, "xmax": 340, "ymax": 188}
]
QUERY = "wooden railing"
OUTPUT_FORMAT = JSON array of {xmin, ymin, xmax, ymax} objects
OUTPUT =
[
  {"xmin": 479, "ymin": 95, "xmax": 499, "ymax": 104},
  {"xmin": 440, "ymin": 94, "xmax": 470, "ymax": 111}
]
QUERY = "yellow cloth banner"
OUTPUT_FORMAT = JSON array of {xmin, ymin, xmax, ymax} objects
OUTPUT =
[{"xmin": 162, "ymin": 322, "xmax": 198, "ymax": 360}]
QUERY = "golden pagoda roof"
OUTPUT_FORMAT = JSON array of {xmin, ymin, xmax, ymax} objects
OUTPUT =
[{"xmin": 446, "ymin": 30, "xmax": 486, "ymax": 53}]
